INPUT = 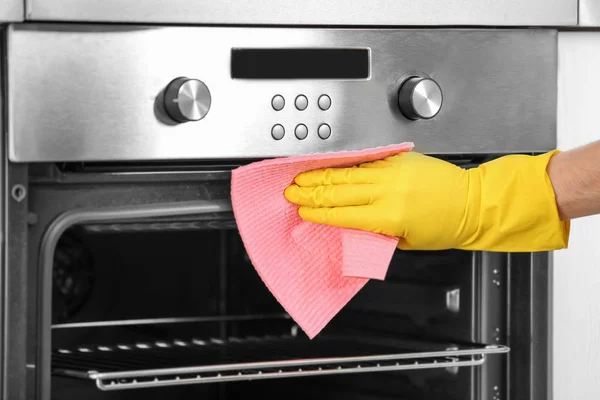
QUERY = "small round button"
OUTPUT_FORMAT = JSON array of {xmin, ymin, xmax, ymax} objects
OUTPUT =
[
  {"xmin": 271, "ymin": 124, "xmax": 285, "ymax": 140},
  {"xmin": 294, "ymin": 124, "xmax": 308, "ymax": 140},
  {"xmin": 317, "ymin": 123, "xmax": 331, "ymax": 139},
  {"xmin": 271, "ymin": 95, "xmax": 285, "ymax": 111},
  {"xmin": 318, "ymin": 95, "xmax": 331, "ymax": 110},
  {"xmin": 295, "ymin": 95, "xmax": 308, "ymax": 111}
]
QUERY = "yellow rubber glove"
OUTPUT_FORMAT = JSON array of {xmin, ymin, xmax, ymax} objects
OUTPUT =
[{"xmin": 283, "ymin": 151, "xmax": 570, "ymax": 252}]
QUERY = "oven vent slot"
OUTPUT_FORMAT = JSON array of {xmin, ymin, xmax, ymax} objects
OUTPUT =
[
  {"xmin": 54, "ymin": 160, "xmax": 257, "ymax": 174},
  {"xmin": 80, "ymin": 214, "xmax": 237, "ymax": 233},
  {"xmin": 52, "ymin": 154, "xmax": 506, "ymax": 174},
  {"xmin": 52, "ymin": 334, "xmax": 508, "ymax": 391}
]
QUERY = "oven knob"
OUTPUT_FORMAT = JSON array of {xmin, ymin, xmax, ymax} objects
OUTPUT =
[
  {"xmin": 397, "ymin": 76, "xmax": 443, "ymax": 120},
  {"xmin": 163, "ymin": 77, "xmax": 211, "ymax": 123}
]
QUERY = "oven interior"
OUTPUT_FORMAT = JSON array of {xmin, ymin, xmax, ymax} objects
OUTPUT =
[
  {"xmin": 16, "ymin": 157, "xmax": 541, "ymax": 400},
  {"xmin": 48, "ymin": 222, "xmax": 496, "ymax": 400}
]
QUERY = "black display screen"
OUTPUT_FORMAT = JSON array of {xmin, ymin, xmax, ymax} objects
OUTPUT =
[{"xmin": 231, "ymin": 48, "xmax": 370, "ymax": 79}]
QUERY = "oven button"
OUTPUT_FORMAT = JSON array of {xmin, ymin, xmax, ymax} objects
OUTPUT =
[
  {"xmin": 271, "ymin": 124, "xmax": 285, "ymax": 140},
  {"xmin": 295, "ymin": 124, "xmax": 308, "ymax": 140},
  {"xmin": 163, "ymin": 77, "xmax": 211, "ymax": 123},
  {"xmin": 317, "ymin": 123, "xmax": 331, "ymax": 139},
  {"xmin": 295, "ymin": 95, "xmax": 308, "ymax": 111},
  {"xmin": 397, "ymin": 76, "xmax": 443, "ymax": 120},
  {"xmin": 318, "ymin": 95, "xmax": 331, "ymax": 110},
  {"xmin": 271, "ymin": 95, "xmax": 285, "ymax": 111}
]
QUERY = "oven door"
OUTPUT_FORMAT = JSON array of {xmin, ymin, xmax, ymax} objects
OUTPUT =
[{"xmin": 3, "ymin": 159, "xmax": 548, "ymax": 400}]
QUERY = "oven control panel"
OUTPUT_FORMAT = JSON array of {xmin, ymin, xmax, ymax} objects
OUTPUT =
[
  {"xmin": 163, "ymin": 75, "xmax": 442, "ymax": 142},
  {"xmin": 7, "ymin": 25, "xmax": 557, "ymax": 162}
]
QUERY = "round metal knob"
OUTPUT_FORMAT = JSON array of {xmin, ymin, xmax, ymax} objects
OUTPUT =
[
  {"xmin": 163, "ymin": 77, "xmax": 211, "ymax": 123},
  {"xmin": 398, "ymin": 76, "xmax": 443, "ymax": 120}
]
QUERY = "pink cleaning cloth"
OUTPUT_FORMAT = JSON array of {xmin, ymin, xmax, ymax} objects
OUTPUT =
[{"xmin": 230, "ymin": 142, "xmax": 414, "ymax": 339}]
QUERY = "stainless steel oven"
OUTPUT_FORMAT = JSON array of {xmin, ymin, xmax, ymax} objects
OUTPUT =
[{"xmin": 2, "ymin": 22, "xmax": 558, "ymax": 400}]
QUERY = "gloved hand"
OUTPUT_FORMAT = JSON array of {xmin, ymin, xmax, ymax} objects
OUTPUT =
[{"xmin": 284, "ymin": 151, "xmax": 570, "ymax": 252}]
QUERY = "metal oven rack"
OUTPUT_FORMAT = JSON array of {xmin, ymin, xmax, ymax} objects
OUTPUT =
[{"xmin": 52, "ymin": 333, "xmax": 508, "ymax": 391}]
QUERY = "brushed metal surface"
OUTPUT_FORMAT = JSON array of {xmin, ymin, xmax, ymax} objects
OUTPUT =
[
  {"xmin": 554, "ymin": 31, "xmax": 600, "ymax": 400},
  {"xmin": 164, "ymin": 78, "xmax": 211, "ymax": 122},
  {"xmin": 579, "ymin": 0, "xmax": 600, "ymax": 26},
  {"xmin": 0, "ymin": 36, "xmax": 4, "ymax": 398},
  {"xmin": 8, "ymin": 25, "xmax": 557, "ymax": 162},
  {"xmin": 0, "ymin": 0, "xmax": 23, "ymax": 22},
  {"xmin": 410, "ymin": 78, "xmax": 443, "ymax": 119},
  {"xmin": 25, "ymin": 0, "xmax": 577, "ymax": 26},
  {"xmin": 398, "ymin": 76, "xmax": 443, "ymax": 120}
]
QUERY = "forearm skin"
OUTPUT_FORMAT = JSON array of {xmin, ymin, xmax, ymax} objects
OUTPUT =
[{"xmin": 548, "ymin": 140, "xmax": 600, "ymax": 221}]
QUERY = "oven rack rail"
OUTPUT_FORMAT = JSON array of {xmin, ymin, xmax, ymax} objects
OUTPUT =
[{"xmin": 52, "ymin": 334, "xmax": 509, "ymax": 391}]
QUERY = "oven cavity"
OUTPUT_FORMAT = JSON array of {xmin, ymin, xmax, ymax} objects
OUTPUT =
[{"xmin": 40, "ymin": 202, "xmax": 507, "ymax": 399}]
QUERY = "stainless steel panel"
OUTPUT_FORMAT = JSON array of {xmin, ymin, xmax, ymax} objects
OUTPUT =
[
  {"xmin": 579, "ymin": 0, "xmax": 600, "ymax": 26},
  {"xmin": 0, "ymin": 34, "xmax": 4, "ymax": 398},
  {"xmin": 0, "ymin": 0, "xmax": 23, "ymax": 22},
  {"xmin": 2, "ymin": 30, "xmax": 30, "ymax": 396},
  {"xmin": 8, "ymin": 25, "xmax": 557, "ymax": 162},
  {"xmin": 25, "ymin": 0, "xmax": 577, "ymax": 26}
]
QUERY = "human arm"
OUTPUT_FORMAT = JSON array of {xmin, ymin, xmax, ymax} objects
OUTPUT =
[
  {"xmin": 284, "ymin": 147, "xmax": 573, "ymax": 252},
  {"xmin": 547, "ymin": 140, "xmax": 600, "ymax": 220}
]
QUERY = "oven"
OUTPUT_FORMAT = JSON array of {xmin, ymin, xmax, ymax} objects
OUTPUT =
[{"xmin": 2, "ymin": 23, "xmax": 557, "ymax": 400}]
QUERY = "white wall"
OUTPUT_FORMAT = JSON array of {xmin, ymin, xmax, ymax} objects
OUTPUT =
[{"xmin": 554, "ymin": 31, "xmax": 600, "ymax": 400}]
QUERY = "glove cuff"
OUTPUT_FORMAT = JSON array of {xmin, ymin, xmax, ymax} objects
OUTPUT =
[{"xmin": 459, "ymin": 150, "xmax": 570, "ymax": 252}]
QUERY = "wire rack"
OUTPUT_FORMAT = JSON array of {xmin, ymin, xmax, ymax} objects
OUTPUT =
[{"xmin": 52, "ymin": 333, "xmax": 509, "ymax": 391}]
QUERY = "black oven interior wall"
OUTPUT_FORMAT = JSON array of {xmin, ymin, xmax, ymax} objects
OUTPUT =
[{"xmin": 3, "ymin": 159, "xmax": 550, "ymax": 400}]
